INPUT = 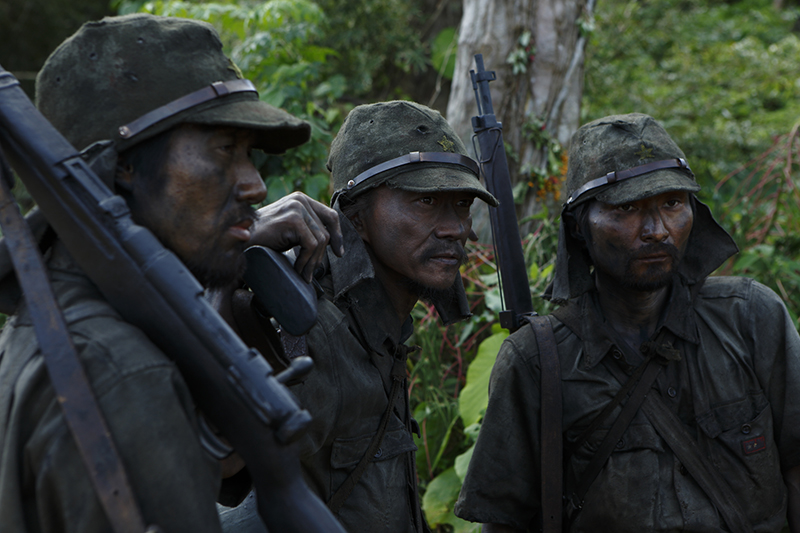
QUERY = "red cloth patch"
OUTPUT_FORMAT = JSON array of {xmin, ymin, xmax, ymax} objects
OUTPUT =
[{"xmin": 742, "ymin": 436, "xmax": 766, "ymax": 455}]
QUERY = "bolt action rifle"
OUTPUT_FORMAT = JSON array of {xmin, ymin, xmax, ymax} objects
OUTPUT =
[
  {"xmin": 0, "ymin": 66, "xmax": 344, "ymax": 533},
  {"xmin": 471, "ymin": 56, "xmax": 563, "ymax": 533},
  {"xmin": 470, "ymin": 54, "xmax": 535, "ymax": 332}
]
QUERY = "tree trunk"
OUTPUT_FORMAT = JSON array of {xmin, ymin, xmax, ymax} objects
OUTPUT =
[{"xmin": 446, "ymin": 0, "xmax": 591, "ymax": 239}]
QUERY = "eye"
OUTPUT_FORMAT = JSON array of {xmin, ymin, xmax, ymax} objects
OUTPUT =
[
  {"xmin": 616, "ymin": 203, "xmax": 635, "ymax": 212},
  {"xmin": 457, "ymin": 197, "xmax": 475, "ymax": 209},
  {"xmin": 419, "ymin": 196, "xmax": 434, "ymax": 205},
  {"xmin": 665, "ymin": 197, "xmax": 683, "ymax": 208},
  {"xmin": 217, "ymin": 143, "xmax": 236, "ymax": 155}
]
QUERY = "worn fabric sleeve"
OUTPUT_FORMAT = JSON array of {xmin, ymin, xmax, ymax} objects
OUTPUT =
[
  {"xmin": 20, "ymin": 321, "xmax": 223, "ymax": 533},
  {"xmin": 455, "ymin": 326, "xmax": 542, "ymax": 529},
  {"xmin": 746, "ymin": 281, "xmax": 800, "ymax": 471}
]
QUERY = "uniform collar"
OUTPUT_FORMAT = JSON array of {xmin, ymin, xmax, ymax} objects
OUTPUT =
[{"xmin": 553, "ymin": 274, "xmax": 700, "ymax": 370}]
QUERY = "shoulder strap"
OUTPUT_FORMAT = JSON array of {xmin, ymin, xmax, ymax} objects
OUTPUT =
[
  {"xmin": 327, "ymin": 355, "xmax": 407, "ymax": 514},
  {"xmin": 0, "ymin": 156, "xmax": 152, "ymax": 533},
  {"xmin": 525, "ymin": 315, "xmax": 562, "ymax": 533},
  {"xmin": 603, "ymin": 360, "xmax": 754, "ymax": 533},
  {"xmin": 568, "ymin": 353, "xmax": 664, "ymax": 512}
]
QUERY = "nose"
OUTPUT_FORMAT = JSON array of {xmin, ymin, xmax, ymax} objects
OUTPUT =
[
  {"xmin": 434, "ymin": 203, "xmax": 470, "ymax": 241},
  {"xmin": 235, "ymin": 160, "xmax": 267, "ymax": 205},
  {"xmin": 641, "ymin": 209, "xmax": 669, "ymax": 243}
]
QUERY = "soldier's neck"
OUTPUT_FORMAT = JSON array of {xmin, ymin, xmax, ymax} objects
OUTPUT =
[
  {"xmin": 595, "ymin": 273, "xmax": 671, "ymax": 352},
  {"xmin": 368, "ymin": 255, "xmax": 419, "ymax": 336}
]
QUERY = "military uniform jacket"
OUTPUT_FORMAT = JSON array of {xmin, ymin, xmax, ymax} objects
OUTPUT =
[
  {"xmin": 290, "ymin": 214, "xmax": 426, "ymax": 533},
  {"xmin": 456, "ymin": 276, "xmax": 800, "ymax": 532},
  {"xmin": 0, "ymin": 242, "xmax": 224, "ymax": 533}
]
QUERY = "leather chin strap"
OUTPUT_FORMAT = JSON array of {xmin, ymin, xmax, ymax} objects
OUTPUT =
[
  {"xmin": 566, "ymin": 158, "xmax": 692, "ymax": 206},
  {"xmin": 117, "ymin": 79, "xmax": 257, "ymax": 141},
  {"xmin": 344, "ymin": 151, "xmax": 480, "ymax": 190}
]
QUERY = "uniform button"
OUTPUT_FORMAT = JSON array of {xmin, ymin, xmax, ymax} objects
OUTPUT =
[
  {"xmin": 374, "ymin": 448, "xmax": 383, "ymax": 458},
  {"xmin": 679, "ymin": 464, "xmax": 688, "ymax": 476},
  {"xmin": 667, "ymin": 387, "xmax": 677, "ymax": 398},
  {"xmin": 741, "ymin": 424, "xmax": 751, "ymax": 435},
  {"xmin": 612, "ymin": 350, "xmax": 622, "ymax": 360},
  {"xmin": 615, "ymin": 439, "xmax": 624, "ymax": 449}
]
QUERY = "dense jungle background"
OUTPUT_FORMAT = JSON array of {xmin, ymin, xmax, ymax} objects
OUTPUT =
[{"xmin": 3, "ymin": 0, "xmax": 800, "ymax": 530}]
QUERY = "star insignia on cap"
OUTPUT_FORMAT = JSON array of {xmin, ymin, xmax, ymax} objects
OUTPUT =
[
  {"xmin": 438, "ymin": 135, "xmax": 455, "ymax": 152},
  {"xmin": 634, "ymin": 143, "xmax": 654, "ymax": 161}
]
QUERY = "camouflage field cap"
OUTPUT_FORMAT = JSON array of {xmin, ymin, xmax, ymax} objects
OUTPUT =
[
  {"xmin": 36, "ymin": 14, "xmax": 310, "ymax": 153},
  {"xmin": 546, "ymin": 112, "xmax": 737, "ymax": 303},
  {"xmin": 327, "ymin": 100, "xmax": 497, "ymax": 207},
  {"xmin": 564, "ymin": 113, "xmax": 700, "ymax": 208}
]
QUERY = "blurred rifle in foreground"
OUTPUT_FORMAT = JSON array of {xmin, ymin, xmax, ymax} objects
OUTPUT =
[{"xmin": 0, "ymin": 66, "xmax": 343, "ymax": 533}]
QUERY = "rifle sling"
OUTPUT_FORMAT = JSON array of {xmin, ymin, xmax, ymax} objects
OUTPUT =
[
  {"xmin": 603, "ymin": 359, "xmax": 754, "ymax": 533},
  {"xmin": 570, "ymin": 352, "xmax": 664, "ymax": 510},
  {"xmin": 327, "ymin": 355, "xmax": 407, "ymax": 514},
  {"xmin": 0, "ymin": 155, "xmax": 151, "ymax": 533},
  {"xmin": 525, "ymin": 316, "xmax": 562, "ymax": 533}
]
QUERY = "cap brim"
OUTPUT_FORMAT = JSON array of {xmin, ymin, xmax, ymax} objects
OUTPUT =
[
  {"xmin": 187, "ymin": 97, "xmax": 310, "ymax": 154},
  {"xmin": 386, "ymin": 166, "xmax": 499, "ymax": 207},
  {"xmin": 594, "ymin": 169, "xmax": 700, "ymax": 205}
]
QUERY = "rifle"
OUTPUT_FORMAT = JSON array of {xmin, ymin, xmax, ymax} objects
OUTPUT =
[
  {"xmin": 470, "ymin": 54, "xmax": 535, "ymax": 332},
  {"xmin": 0, "ymin": 67, "xmax": 344, "ymax": 532}
]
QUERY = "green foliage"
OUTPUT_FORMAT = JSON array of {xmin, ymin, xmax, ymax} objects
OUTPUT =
[
  {"xmin": 312, "ymin": 0, "xmax": 428, "ymax": 96},
  {"xmin": 584, "ymin": 0, "xmax": 800, "ymax": 192},
  {"xmin": 713, "ymin": 126, "xmax": 800, "ymax": 326},
  {"xmin": 506, "ymin": 31, "xmax": 535, "ymax": 75}
]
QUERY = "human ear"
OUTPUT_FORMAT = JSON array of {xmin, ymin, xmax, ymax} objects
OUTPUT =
[{"xmin": 349, "ymin": 211, "xmax": 370, "ymax": 242}]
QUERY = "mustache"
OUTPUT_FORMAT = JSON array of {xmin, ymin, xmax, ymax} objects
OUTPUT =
[
  {"xmin": 631, "ymin": 242, "xmax": 680, "ymax": 261},
  {"xmin": 225, "ymin": 205, "xmax": 258, "ymax": 228},
  {"xmin": 420, "ymin": 241, "xmax": 468, "ymax": 266}
]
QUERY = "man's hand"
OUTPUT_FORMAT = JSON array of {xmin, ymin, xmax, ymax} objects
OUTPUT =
[{"xmin": 250, "ymin": 192, "xmax": 344, "ymax": 283}]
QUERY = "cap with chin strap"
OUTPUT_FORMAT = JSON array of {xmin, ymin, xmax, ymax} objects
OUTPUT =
[
  {"xmin": 328, "ymin": 100, "xmax": 497, "ymax": 207},
  {"xmin": 36, "ymin": 13, "xmax": 310, "ymax": 155},
  {"xmin": 546, "ymin": 113, "xmax": 738, "ymax": 304}
]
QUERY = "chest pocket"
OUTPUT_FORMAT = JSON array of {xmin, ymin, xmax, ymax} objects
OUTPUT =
[
  {"xmin": 695, "ymin": 391, "xmax": 785, "ymax": 522},
  {"xmin": 331, "ymin": 426, "xmax": 417, "ymax": 469}
]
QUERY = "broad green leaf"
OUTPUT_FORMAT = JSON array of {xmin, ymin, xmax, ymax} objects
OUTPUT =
[
  {"xmin": 458, "ymin": 331, "xmax": 508, "ymax": 427},
  {"xmin": 422, "ymin": 466, "xmax": 481, "ymax": 533},
  {"xmin": 529, "ymin": 262, "xmax": 540, "ymax": 281},
  {"xmin": 422, "ymin": 467, "xmax": 461, "ymax": 526},
  {"xmin": 454, "ymin": 444, "xmax": 475, "ymax": 483}
]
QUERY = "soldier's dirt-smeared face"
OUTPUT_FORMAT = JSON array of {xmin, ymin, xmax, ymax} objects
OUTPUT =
[
  {"xmin": 584, "ymin": 190, "xmax": 693, "ymax": 292},
  {"xmin": 128, "ymin": 124, "xmax": 266, "ymax": 288},
  {"xmin": 356, "ymin": 186, "xmax": 474, "ymax": 292}
]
